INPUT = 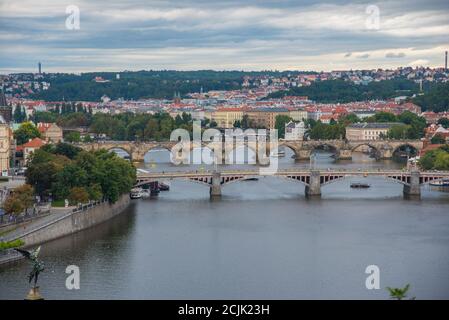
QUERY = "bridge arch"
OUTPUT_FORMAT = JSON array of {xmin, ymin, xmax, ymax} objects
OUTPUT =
[
  {"xmin": 276, "ymin": 142, "xmax": 301, "ymax": 159},
  {"xmin": 351, "ymin": 143, "xmax": 381, "ymax": 159},
  {"xmin": 392, "ymin": 143, "xmax": 419, "ymax": 157}
]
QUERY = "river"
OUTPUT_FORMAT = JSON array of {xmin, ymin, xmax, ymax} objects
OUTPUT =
[{"xmin": 1, "ymin": 148, "xmax": 448, "ymax": 299}]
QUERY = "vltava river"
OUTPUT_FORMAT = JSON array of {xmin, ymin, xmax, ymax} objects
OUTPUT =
[{"xmin": 1, "ymin": 149, "xmax": 449, "ymax": 299}]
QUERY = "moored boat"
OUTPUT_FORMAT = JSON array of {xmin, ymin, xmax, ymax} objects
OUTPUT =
[
  {"xmin": 159, "ymin": 182, "xmax": 170, "ymax": 191},
  {"xmin": 429, "ymin": 179, "xmax": 449, "ymax": 187},
  {"xmin": 130, "ymin": 188, "xmax": 143, "ymax": 199}
]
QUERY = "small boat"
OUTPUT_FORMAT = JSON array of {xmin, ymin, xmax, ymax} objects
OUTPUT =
[
  {"xmin": 159, "ymin": 182, "xmax": 170, "ymax": 191},
  {"xmin": 350, "ymin": 182, "xmax": 371, "ymax": 189},
  {"xmin": 243, "ymin": 177, "xmax": 259, "ymax": 181},
  {"xmin": 141, "ymin": 189, "xmax": 151, "ymax": 198},
  {"xmin": 130, "ymin": 187, "xmax": 143, "ymax": 199},
  {"xmin": 429, "ymin": 179, "xmax": 449, "ymax": 187},
  {"xmin": 270, "ymin": 150, "xmax": 285, "ymax": 157}
]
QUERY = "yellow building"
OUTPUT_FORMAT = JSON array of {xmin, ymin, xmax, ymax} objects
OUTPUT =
[
  {"xmin": 345, "ymin": 123, "xmax": 400, "ymax": 141},
  {"xmin": 211, "ymin": 108, "xmax": 243, "ymax": 128},
  {"xmin": 289, "ymin": 109, "xmax": 308, "ymax": 122}
]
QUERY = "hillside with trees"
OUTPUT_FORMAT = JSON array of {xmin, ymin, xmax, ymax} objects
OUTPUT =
[{"xmin": 267, "ymin": 79, "xmax": 419, "ymax": 103}]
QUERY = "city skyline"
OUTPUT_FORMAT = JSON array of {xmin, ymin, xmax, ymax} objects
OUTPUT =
[{"xmin": 0, "ymin": 0, "xmax": 448, "ymax": 73}]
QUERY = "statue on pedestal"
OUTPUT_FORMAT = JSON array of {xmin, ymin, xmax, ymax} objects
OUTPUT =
[{"xmin": 15, "ymin": 246, "xmax": 45, "ymax": 300}]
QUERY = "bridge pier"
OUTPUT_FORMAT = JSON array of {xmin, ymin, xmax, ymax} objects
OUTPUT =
[
  {"xmin": 403, "ymin": 170, "xmax": 421, "ymax": 199},
  {"xmin": 210, "ymin": 171, "xmax": 222, "ymax": 198},
  {"xmin": 336, "ymin": 149, "xmax": 352, "ymax": 160},
  {"xmin": 305, "ymin": 170, "xmax": 321, "ymax": 198},
  {"xmin": 297, "ymin": 149, "xmax": 311, "ymax": 160}
]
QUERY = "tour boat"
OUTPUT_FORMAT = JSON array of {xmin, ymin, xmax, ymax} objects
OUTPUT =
[
  {"xmin": 429, "ymin": 179, "xmax": 449, "ymax": 187},
  {"xmin": 350, "ymin": 182, "xmax": 371, "ymax": 189},
  {"xmin": 159, "ymin": 182, "xmax": 170, "ymax": 191},
  {"xmin": 130, "ymin": 188, "xmax": 143, "ymax": 199}
]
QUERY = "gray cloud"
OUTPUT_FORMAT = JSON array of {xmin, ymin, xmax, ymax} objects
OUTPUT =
[
  {"xmin": 385, "ymin": 52, "xmax": 406, "ymax": 58},
  {"xmin": 0, "ymin": 0, "xmax": 448, "ymax": 72}
]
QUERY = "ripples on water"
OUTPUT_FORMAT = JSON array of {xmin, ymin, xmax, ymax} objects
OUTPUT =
[{"xmin": 1, "ymin": 148, "xmax": 448, "ymax": 299}]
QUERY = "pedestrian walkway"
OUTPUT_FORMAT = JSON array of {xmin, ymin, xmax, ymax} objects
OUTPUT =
[{"xmin": 1, "ymin": 207, "xmax": 74, "ymax": 243}]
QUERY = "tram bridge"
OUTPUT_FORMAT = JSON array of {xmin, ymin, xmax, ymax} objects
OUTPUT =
[{"xmin": 135, "ymin": 169, "xmax": 449, "ymax": 199}]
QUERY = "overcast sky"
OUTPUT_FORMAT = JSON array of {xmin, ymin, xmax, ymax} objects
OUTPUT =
[{"xmin": 0, "ymin": 0, "xmax": 448, "ymax": 73}]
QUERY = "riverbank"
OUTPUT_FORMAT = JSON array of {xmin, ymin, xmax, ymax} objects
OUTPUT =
[{"xmin": 0, "ymin": 194, "xmax": 130, "ymax": 266}]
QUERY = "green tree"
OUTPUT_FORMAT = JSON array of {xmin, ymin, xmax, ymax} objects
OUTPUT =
[
  {"xmin": 387, "ymin": 124, "xmax": 410, "ymax": 139},
  {"xmin": 2, "ymin": 184, "xmax": 35, "ymax": 215},
  {"xmin": 64, "ymin": 131, "xmax": 81, "ymax": 143},
  {"xmin": 31, "ymin": 111, "xmax": 57, "ymax": 124},
  {"xmin": 275, "ymin": 115, "xmax": 293, "ymax": 139},
  {"xmin": 338, "ymin": 113, "xmax": 360, "ymax": 125},
  {"xmin": 68, "ymin": 187, "xmax": 89, "ymax": 205},
  {"xmin": 2, "ymin": 194, "xmax": 23, "ymax": 215},
  {"xmin": 15, "ymin": 184, "xmax": 35, "ymax": 214},
  {"xmin": 366, "ymin": 112, "xmax": 397, "ymax": 123},
  {"xmin": 437, "ymin": 118, "xmax": 449, "ymax": 128},
  {"xmin": 431, "ymin": 134, "xmax": 446, "ymax": 144},
  {"xmin": 54, "ymin": 142, "xmax": 82, "ymax": 159},
  {"xmin": 386, "ymin": 284, "xmax": 412, "ymax": 300},
  {"xmin": 14, "ymin": 122, "xmax": 42, "ymax": 145},
  {"xmin": 88, "ymin": 183, "xmax": 103, "ymax": 201},
  {"xmin": 434, "ymin": 152, "xmax": 449, "ymax": 170},
  {"xmin": 82, "ymin": 134, "xmax": 93, "ymax": 143},
  {"xmin": 13, "ymin": 104, "xmax": 27, "ymax": 123}
]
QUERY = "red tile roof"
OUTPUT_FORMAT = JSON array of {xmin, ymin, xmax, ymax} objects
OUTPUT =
[{"xmin": 22, "ymin": 137, "xmax": 45, "ymax": 148}]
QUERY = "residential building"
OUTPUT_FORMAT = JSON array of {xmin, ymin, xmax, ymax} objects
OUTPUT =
[
  {"xmin": 246, "ymin": 108, "xmax": 289, "ymax": 129},
  {"xmin": 37, "ymin": 122, "xmax": 63, "ymax": 142},
  {"xmin": 284, "ymin": 121, "xmax": 306, "ymax": 140},
  {"xmin": 0, "ymin": 123, "xmax": 11, "ymax": 175},
  {"xmin": 345, "ymin": 122, "xmax": 401, "ymax": 141},
  {"xmin": 289, "ymin": 108, "xmax": 308, "ymax": 122},
  {"xmin": 21, "ymin": 137, "xmax": 46, "ymax": 163}
]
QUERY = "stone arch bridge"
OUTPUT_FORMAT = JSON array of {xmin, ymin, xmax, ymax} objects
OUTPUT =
[{"xmin": 76, "ymin": 139, "xmax": 423, "ymax": 163}]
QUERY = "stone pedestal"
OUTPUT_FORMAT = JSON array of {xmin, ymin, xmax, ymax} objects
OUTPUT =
[
  {"xmin": 25, "ymin": 287, "xmax": 44, "ymax": 300},
  {"xmin": 210, "ymin": 171, "xmax": 222, "ymax": 198},
  {"xmin": 336, "ymin": 149, "xmax": 352, "ymax": 160},
  {"xmin": 403, "ymin": 170, "xmax": 421, "ymax": 199},
  {"xmin": 297, "ymin": 149, "xmax": 311, "ymax": 160},
  {"xmin": 305, "ymin": 170, "xmax": 321, "ymax": 198}
]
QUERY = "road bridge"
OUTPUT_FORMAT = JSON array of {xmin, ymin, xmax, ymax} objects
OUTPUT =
[{"xmin": 135, "ymin": 169, "xmax": 449, "ymax": 199}]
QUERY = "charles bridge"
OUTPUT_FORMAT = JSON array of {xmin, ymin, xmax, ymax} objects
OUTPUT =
[{"xmin": 77, "ymin": 139, "xmax": 424, "ymax": 162}]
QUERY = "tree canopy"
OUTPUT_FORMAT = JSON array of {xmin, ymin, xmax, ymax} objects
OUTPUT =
[{"xmin": 25, "ymin": 143, "xmax": 136, "ymax": 203}]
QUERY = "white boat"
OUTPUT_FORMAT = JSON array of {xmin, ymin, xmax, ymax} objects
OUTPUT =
[
  {"xmin": 130, "ymin": 188, "xmax": 143, "ymax": 199},
  {"xmin": 270, "ymin": 150, "xmax": 285, "ymax": 157},
  {"xmin": 141, "ymin": 189, "xmax": 151, "ymax": 198},
  {"xmin": 429, "ymin": 179, "xmax": 449, "ymax": 187}
]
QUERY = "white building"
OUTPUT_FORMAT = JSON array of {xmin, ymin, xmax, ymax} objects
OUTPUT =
[{"xmin": 284, "ymin": 121, "xmax": 306, "ymax": 141}]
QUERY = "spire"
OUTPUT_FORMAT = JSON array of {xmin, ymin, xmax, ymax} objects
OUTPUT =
[{"xmin": 0, "ymin": 89, "xmax": 7, "ymax": 106}]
